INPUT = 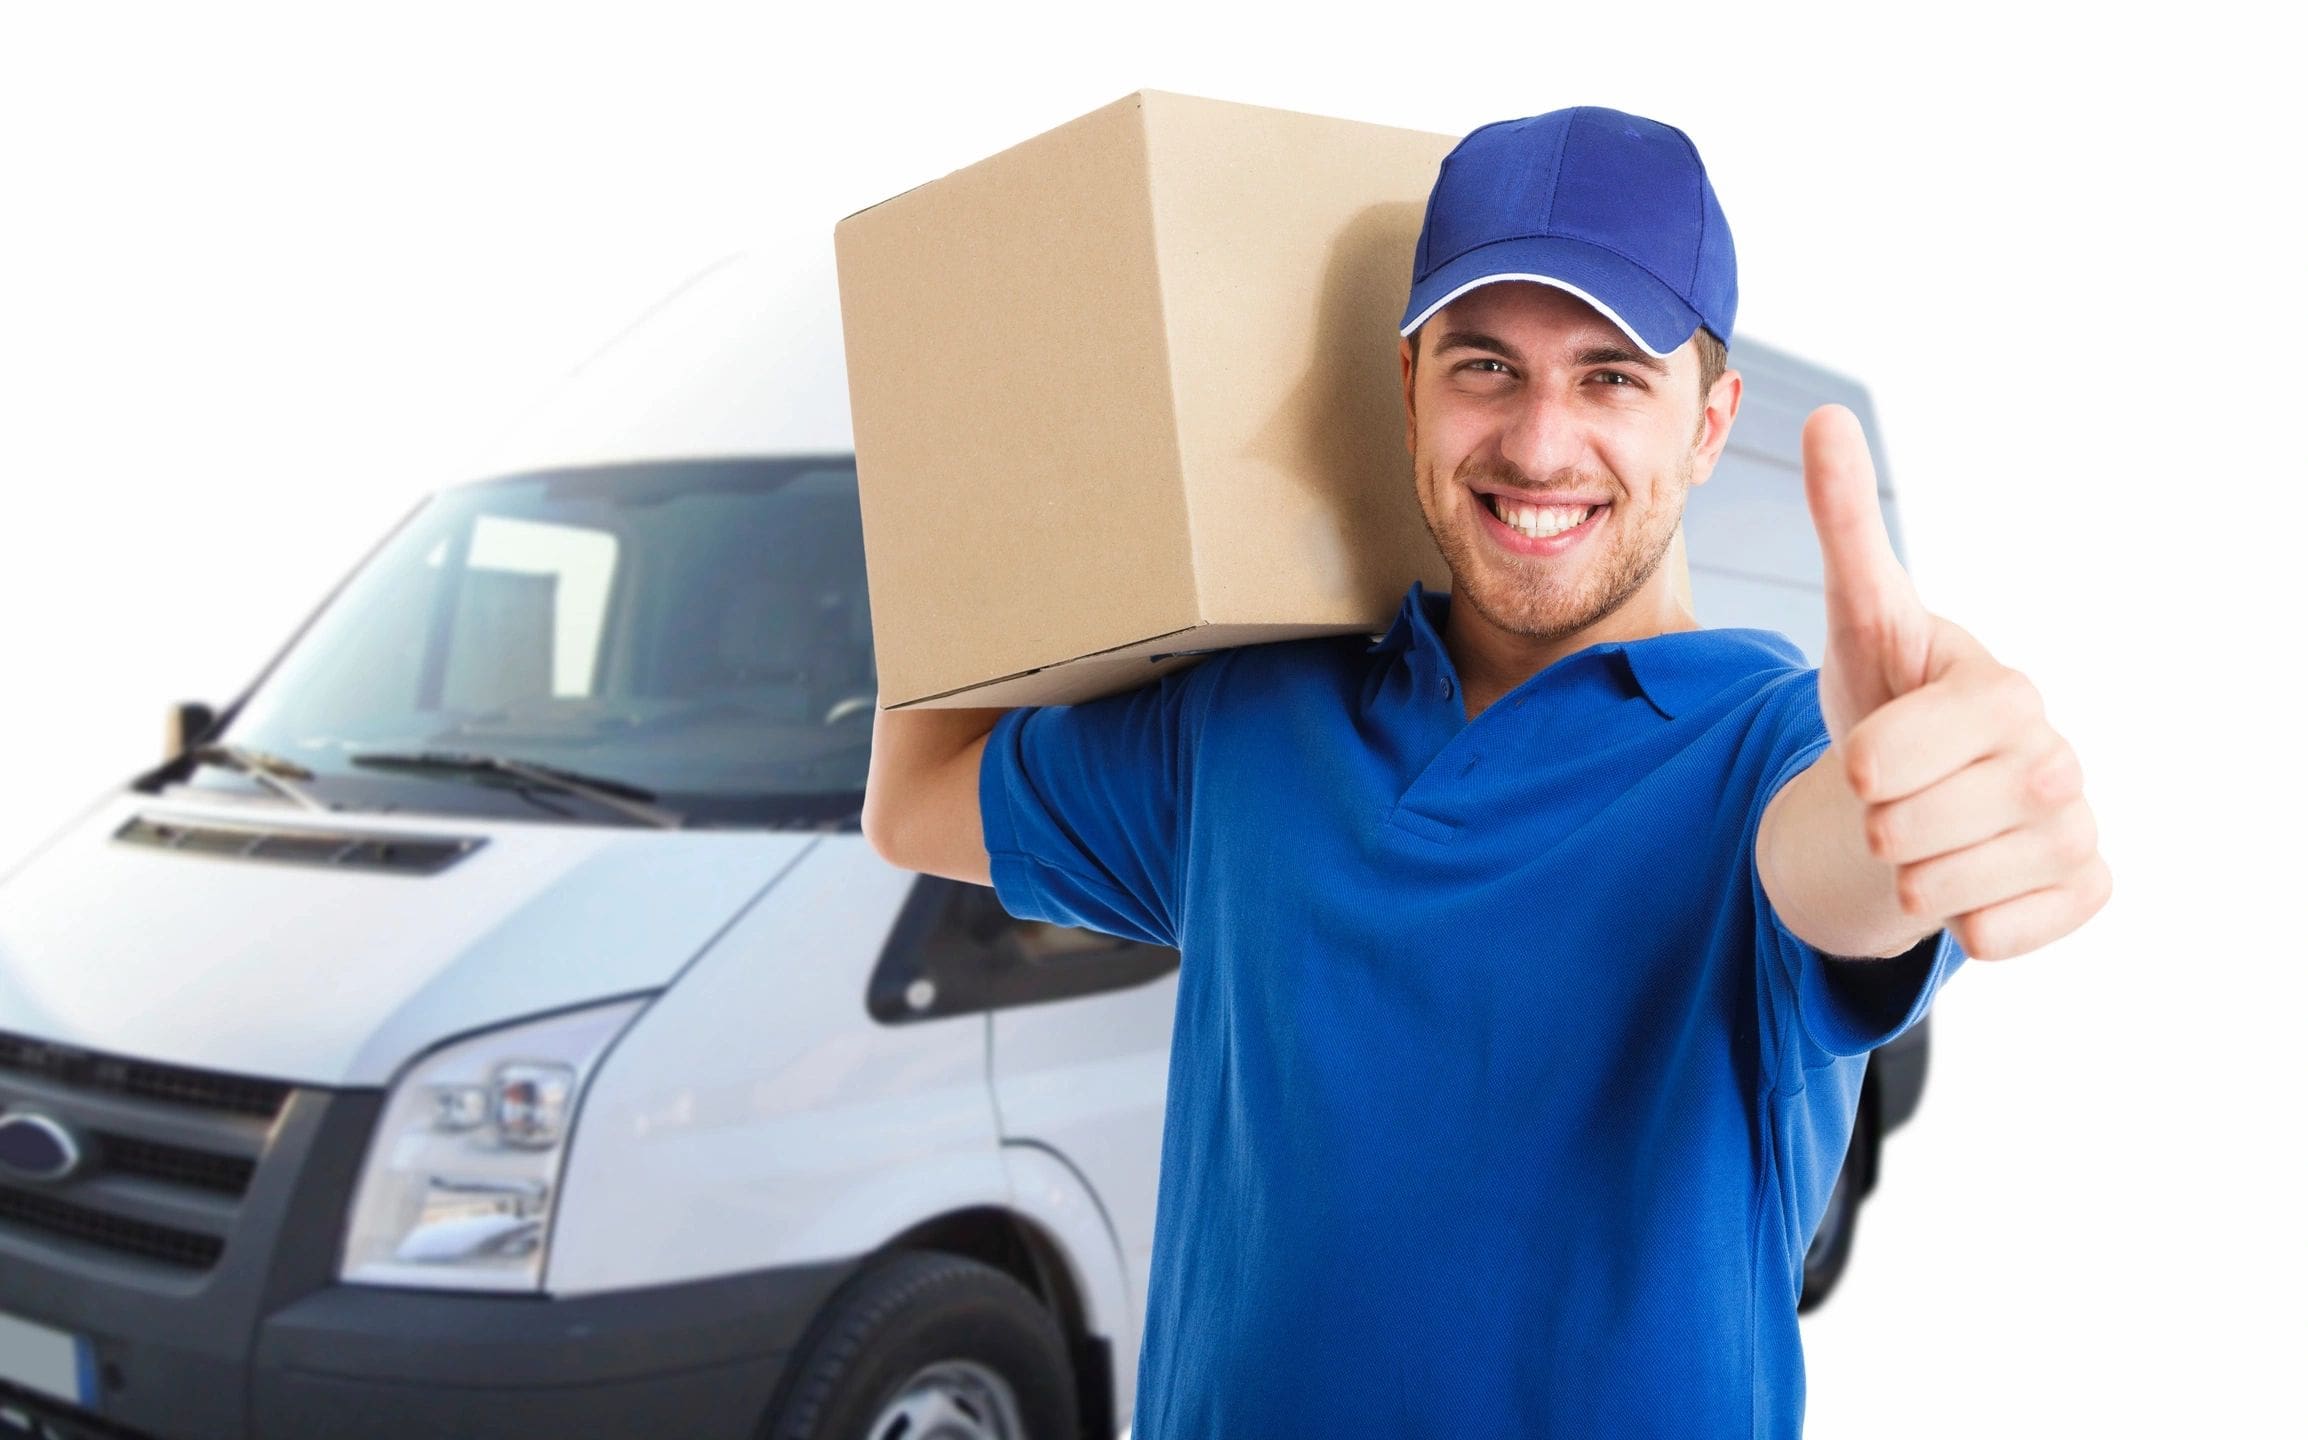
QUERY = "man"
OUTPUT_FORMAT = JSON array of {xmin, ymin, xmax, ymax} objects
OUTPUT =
[{"xmin": 864, "ymin": 105, "xmax": 2109, "ymax": 1438}]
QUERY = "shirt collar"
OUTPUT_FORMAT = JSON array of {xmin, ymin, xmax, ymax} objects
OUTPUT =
[
  {"xmin": 1364, "ymin": 579, "xmax": 1810, "ymax": 719},
  {"xmin": 1363, "ymin": 577, "xmax": 1445, "ymax": 660}
]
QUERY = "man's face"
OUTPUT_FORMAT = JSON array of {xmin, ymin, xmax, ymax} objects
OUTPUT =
[{"xmin": 1399, "ymin": 281, "xmax": 1736, "ymax": 649}]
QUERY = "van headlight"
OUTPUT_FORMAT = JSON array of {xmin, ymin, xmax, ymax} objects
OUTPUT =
[{"xmin": 340, "ymin": 998, "xmax": 646, "ymax": 1292}]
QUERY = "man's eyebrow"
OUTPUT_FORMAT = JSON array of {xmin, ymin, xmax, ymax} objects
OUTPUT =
[
  {"xmin": 1572, "ymin": 343, "xmax": 1669, "ymax": 377},
  {"xmin": 1433, "ymin": 330, "xmax": 1521, "ymax": 362}
]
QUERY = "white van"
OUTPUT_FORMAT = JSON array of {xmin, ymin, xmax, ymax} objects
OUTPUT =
[{"xmin": 0, "ymin": 253, "xmax": 1932, "ymax": 1440}]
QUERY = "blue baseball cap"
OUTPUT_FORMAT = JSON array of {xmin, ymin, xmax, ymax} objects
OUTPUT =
[{"xmin": 1400, "ymin": 106, "xmax": 1737, "ymax": 358}]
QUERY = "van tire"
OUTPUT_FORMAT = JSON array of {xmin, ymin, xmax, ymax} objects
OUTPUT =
[{"xmin": 760, "ymin": 1249, "xmax": 1079, "ymax": 1440}]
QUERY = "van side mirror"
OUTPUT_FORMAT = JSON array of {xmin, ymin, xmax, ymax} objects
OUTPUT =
[{"xmin": 165, "ymin": 701, "xmax": 216, "ymax": 763}]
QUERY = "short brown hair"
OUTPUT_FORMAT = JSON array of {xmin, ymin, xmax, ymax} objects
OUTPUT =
[{"xmin": 1691, "ymin": 326, "xmax": 1726, "ymax": 405}]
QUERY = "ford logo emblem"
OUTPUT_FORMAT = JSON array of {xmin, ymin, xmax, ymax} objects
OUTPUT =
[{"xmin": 0, "ymin": 1111, "xmax": 83, "ymax": 1183}]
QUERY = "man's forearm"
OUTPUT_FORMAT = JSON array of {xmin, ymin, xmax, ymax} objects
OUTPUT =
[{"xmin": 1756, "ymin": 747, "xmax": 1941, "ymax": 961}]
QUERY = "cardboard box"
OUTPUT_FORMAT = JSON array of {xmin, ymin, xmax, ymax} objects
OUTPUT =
[{"xmin": 838, "ymin": 90, "xmax": 1686, "ymax": 709}]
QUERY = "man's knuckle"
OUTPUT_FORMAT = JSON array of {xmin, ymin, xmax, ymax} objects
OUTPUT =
[
  {"xmin": 1843, "ymin": 740, "xmax": 1879, "ymax": 799},
  {"xmin": 2056, "ymin": 804, "xmax": 2100, "ymax": 867},
  {"xmin": 1897, "ymin": 871, "xmax": 1930, "ymax": 915},
  {"xmin": 2026, "ymin": 745, "xmax": 2079, "ymax": 807},
  {"xmin": 2040, "ymin": 827, "xmax": 2077, "ymax": 870},
  {"xmin": 1994, "ymin": 668, "xmax": 2043, "ymax": 725}
]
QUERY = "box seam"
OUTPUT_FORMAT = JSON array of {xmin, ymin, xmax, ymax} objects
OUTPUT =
[{"xmin": 1134, "ymin": 92, "xmax": 1209, "ymax": 629}]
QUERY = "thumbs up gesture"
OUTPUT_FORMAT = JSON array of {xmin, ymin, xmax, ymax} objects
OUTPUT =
[{"xmin": 1769, "ymin": 405, "xmax": 2111, "ymax": 962}]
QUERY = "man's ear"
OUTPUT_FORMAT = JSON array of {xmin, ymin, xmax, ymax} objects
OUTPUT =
[
  {"xmin": 1688, "ymin": 367, "xmax": 1742, "ymax": 487},
  {"xmin": 1400, "ymin": 335, "xmax": 1418, "ymax": 458}
]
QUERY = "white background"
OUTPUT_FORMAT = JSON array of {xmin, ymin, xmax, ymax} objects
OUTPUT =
[{"xmin": 2, "ymin": 3, "xmax": 2298, "ymax": 1434}]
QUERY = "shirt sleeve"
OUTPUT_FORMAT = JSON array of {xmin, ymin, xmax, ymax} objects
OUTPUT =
[
  {"xmin": 975, "ymin": 658, "xmax": 1214, "ymax": 950},
  {"xmin": 1748, "ymin": 672, "xmax": 1967, "ymax": 1061}
]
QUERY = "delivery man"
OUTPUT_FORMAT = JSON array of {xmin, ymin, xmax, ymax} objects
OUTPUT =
[{"xmin": 863, "ymin": 105, "xmax": 2109, "ymax": 1438}]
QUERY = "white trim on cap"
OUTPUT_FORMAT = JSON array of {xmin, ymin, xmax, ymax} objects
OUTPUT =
[{"xmin": 1398, "ymin": 273, "xmax": 1675, "ymax": 359}]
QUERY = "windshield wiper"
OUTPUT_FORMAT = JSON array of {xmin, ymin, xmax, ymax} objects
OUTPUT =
[
  {"xmin": 190, "ymin": 743, "xmax": 333, "ymax": 812},
  {"xmin": 345, "ymin": 749, "xmax": 685, "ymax": 829}
]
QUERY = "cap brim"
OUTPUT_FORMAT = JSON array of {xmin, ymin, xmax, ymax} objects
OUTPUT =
[{"xmin": 1398, "ymin": 234, "xmax": 1705, "ymax": 359}]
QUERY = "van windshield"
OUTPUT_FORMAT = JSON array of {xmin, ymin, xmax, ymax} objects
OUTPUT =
[{"xmin": 194, "ymin": 458, "xmax": 878, "ymax": 829}]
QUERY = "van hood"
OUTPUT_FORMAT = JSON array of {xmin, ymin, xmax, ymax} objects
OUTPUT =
[{"xmin": 0, "ymin": 789, "xmax": 817, "ymax": 1087}]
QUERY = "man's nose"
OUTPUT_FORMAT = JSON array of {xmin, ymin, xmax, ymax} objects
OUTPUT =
[{"xmin": 1497, "ymin": 387, "xmax": 1586, "ymax": 481}]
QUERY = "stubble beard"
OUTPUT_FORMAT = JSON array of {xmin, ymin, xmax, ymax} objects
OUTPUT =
[{"xmin": 1416, "ymin": 446, "xmax": 1694, "ymax": 647}]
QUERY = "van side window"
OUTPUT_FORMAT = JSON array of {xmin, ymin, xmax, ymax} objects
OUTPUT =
[{"xmin": 866, "ymin": 878, "xmax": 1181, "ymax": 1024}]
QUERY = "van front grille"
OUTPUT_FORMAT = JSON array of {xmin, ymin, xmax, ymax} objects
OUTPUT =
[
  {"xmin": 96, "ymin": 1133, "xmax": 258, "ymax": 1197},
  {"xmin": 0, "ymin": 1032, "xmax": 289, "ymax": 1120},
  {"xmin": 0, "ymin": 1029, "xmax": 291, "ymax": 1275},
  {"xmin": 0, "ymin": 1187, "xmax": 226, "ymax": 1271}
]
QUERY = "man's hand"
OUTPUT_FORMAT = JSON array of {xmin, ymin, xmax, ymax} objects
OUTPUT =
[{"xmin": 1758, "ymin": 405, "xmax": 2112, "ymax": 963}]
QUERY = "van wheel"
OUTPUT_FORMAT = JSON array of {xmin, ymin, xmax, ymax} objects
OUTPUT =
[{"xmin": 761, "ymin": 1250, "xmax": 1078, "ymax": 1440}]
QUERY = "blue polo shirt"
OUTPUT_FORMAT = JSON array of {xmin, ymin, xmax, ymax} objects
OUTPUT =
[{"xmin": 978, "ymin": 579, "xmax": 1965, "ymax": 1438}]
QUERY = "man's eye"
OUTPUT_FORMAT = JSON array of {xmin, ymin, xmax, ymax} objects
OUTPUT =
[
  {"xmin": 1592, "ymin": 370, "xmax": 1636, "ymax": 386},
  {"xmin": 1458, "ymin": 358, "xmax": 1512, "ymax": 376}
]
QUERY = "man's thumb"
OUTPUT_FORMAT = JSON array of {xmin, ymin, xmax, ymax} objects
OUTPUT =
[{"xmin": 1803, "ymin": 403, "xmax": 1909, "ymax": 627}]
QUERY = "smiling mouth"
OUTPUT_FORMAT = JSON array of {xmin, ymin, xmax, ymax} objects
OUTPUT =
[{"xmin": 1476, "ymin": 491, "xmax": 1604, "ymax": 540}]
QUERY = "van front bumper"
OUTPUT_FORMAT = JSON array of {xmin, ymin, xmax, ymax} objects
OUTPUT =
[
  {"xmin": 6, "ymin": 1259, "xmax": 858, "ymax": 1440},
  {"xmin": 249, "ymin": 1262, "xmax": 857, "ymax": 1440}
]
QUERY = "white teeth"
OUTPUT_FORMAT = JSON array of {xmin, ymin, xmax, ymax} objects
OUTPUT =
[{"xmin": 1487, "ymin": 496, "xmax": 1595, "ymax": 538}]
